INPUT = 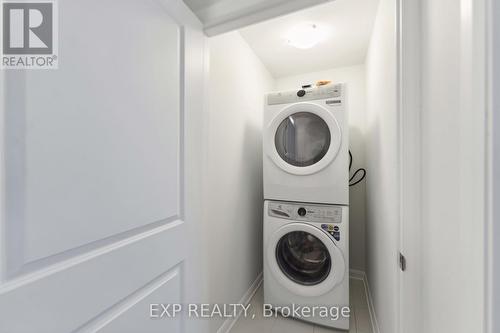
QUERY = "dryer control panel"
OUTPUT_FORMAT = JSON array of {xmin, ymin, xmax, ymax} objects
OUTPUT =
[
  {"xmin": 268, "ymin": 201, "xmax": 343, "ymax": 223},
  {"xmin": 267, "ymin": 84, "xmax": 343, "ymax": 105}
]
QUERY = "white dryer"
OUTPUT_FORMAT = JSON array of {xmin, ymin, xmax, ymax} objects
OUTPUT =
[
  {"xmin": 263, "ymin": 200, "xmax": 349, "ymax": 330},
  {"xmin": 263, "ymin": 84, "xmax": 348, "ymax": 205}
]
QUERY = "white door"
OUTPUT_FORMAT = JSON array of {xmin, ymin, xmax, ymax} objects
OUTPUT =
[
  {"xmin": 398, "ymin": 0, "xmax": 487, "ymax": 332},
  {"xmin": 0, "ymin": 0, "xmax": 205, "ymax": 332}
]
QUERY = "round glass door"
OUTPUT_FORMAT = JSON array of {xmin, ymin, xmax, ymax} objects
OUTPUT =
[
  {"xmin": 275, "ymin": 231, "xmax": 331, "ymax": 285},
  {"xmin": 274, "ymin": 112, "xmax": 331, "ymax": 167}
]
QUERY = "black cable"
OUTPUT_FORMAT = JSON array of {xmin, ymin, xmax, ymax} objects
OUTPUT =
[
  {"xmin": 349, "ymin": 150, "xmax": 366, "ymax": 187},
  {"xmin": 350, "ymin": 169, "xmax": 366, "ymax": 186},
  {"xmin": 349, "ymin": 150, "xmax": 353, "ymax": 171}
]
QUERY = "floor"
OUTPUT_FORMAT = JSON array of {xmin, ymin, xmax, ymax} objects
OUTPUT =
[{"xmin": 230, "ymin": 278, "xmax": 373, "ymax": 333}]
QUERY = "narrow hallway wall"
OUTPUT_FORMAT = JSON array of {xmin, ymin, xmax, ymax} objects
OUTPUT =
[
  {"xmin": 365, "ymin": 0, "xmax": 399, "ymax": 332},
  {"xmin": 204, "ymin": 31, "xmax": 275, "ymax": 333}
]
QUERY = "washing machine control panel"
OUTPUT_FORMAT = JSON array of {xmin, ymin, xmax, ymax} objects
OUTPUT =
[
  {"xmin": 268, "ymin": 201, "xmax": 343, "ymax": 223},
  {"xmin": 267, "ymin": 84, "xmax": 343, "ymax": 105}
]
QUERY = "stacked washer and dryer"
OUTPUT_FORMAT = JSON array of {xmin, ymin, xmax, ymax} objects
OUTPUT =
[{"xmin": 263, "ymin": 83, "xmax": 350, "ymax": 330}]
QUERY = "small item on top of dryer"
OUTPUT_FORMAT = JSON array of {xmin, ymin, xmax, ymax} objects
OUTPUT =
[{"xmin": 316, "ymin": 80, "xmax": 332, "ymax": 86}]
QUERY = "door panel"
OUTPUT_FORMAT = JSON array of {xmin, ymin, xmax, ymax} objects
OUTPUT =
[
  {"xmin": 5, "ymin": 0, "xmax": 181, "ymax": 270},
  {"xmin": 0, "ymin": 0, "xmax": 204, "ymax": 332},
  {"xmin": 94, "ymin": 267, "xmax": 182, "ymax": 333},
  {"xmin": 0, "ymin": 222, "xmax": 185, "ymax": 332}
]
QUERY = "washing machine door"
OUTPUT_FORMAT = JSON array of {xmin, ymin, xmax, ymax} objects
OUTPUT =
[
  {"xmin": 267, "ymin": 102, "xmax": 342, "ymax": 175},
  {"xmin": 267, "ymin": 223, "xmax": 345, "ymax": 297}
]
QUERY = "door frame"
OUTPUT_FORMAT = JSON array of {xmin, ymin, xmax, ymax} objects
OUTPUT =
[
  {"xmin": 396, "ymin": 0, "xmax": 422, "ymax": 332},
  {"xmin": 397, "ymin": 0, "xmax": 491, "ymax": 333},
  {"xmin": 178, "ymin": 4, "xmax": 208, "ymax": 332},
  {"xmin": 485, "ymin": 0, "xmax": 500, "ymax": 332}
]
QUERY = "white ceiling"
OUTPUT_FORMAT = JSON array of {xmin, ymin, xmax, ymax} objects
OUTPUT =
[
  {"xmin": 183, "ymin": 0, "xmax": 331, "ymax": 36},
  {"xmin": 238, "ymin": 0, "xmax": 380, "ymax": 78}
]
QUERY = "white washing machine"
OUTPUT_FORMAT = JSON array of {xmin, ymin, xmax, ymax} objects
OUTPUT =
[
  {"xmin": 263, "ymin": 200, "xmax": 349, "ymax": 330},
  {"xmin": 263, "ymin": 84, "xmax": 349, "ymax": 205}
]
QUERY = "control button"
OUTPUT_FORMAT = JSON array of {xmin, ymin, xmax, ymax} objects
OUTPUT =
[
  {"xmin": 327, "ymin": 225, "xmax": 334, "ymax": 231},
  {"xmin": 321, "ymin": 224, "xmax": 328, "ymax": 230},
  {"xmin": 333, "ymin": 226, "xmax": 339, "ymax": 232},
  {"xmin": 298, "ymin": 207, "xmax": 306, "ymax": 216},
  {"xmin": 297, "ymin": 89, "xmax": 306, "ymax": 97}
]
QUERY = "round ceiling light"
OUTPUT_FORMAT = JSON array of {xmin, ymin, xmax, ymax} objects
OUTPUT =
[{"xmin": 286, "ymin": 23, "xmax": 327, "ymax": 49}]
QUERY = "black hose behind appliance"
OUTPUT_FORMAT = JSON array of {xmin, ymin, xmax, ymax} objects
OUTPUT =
[{"xmin": 349, "ymin": 150, "xmax": 366, "ymax": 187}]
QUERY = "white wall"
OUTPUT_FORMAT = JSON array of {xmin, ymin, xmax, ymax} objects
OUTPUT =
[
  {"xmin": 204, "ymin": 31, "xmax": 274, "ymax": 332},
  {"xmin": 276, "ymin": 65, "xmax": 367, "ymax": 272},
  {"xmin": 364, "ymin": 0, "xmax": 399, "ymax": 333}
]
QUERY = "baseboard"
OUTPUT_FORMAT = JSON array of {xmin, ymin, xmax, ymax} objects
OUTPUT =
[
  {"xmin": 217, "ymin": 272, "xmax": 263, "ymax": 333},
  {"xmin": 349, "ymin": 269, "xmax": 380, "ymax": 333},
  {"xmin": 349, "ymin": 268, "xmax": 365, "ymax": 280}
]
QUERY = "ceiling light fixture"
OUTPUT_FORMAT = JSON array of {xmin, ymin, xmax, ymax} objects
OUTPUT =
[{"xmin": 286, "ymin": 23, "xmax": 327, "ymax": 49}]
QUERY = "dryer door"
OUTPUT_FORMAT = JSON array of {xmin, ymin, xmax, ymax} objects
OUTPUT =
[
  {"xmin": 267, "ymin": 102, "xmax": 342, "ymax": 175},
  {"xmin": 266, "ymin": 223, "xmax": 345, "ymax": 297}
]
